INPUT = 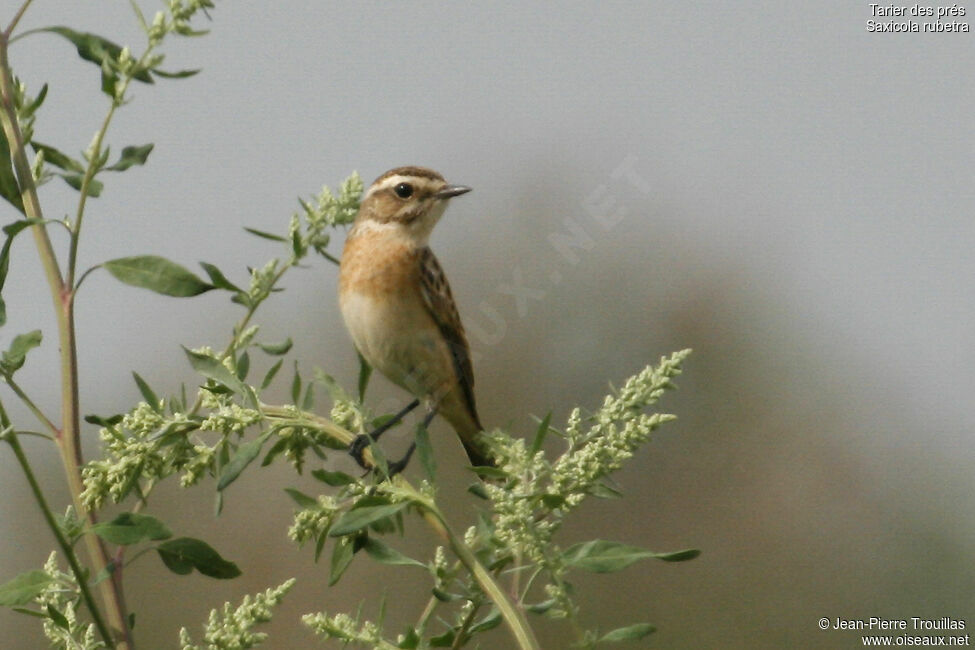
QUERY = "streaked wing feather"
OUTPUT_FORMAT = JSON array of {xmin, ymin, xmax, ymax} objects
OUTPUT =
[{"xmin": 418, "ymin": 247, "xmax": 479, "ymax": 421}]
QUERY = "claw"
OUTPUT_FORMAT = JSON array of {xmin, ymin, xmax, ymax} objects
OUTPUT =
[{"xmin": 385, "ymin": 442, "xmax": 417, "ymax": 477}]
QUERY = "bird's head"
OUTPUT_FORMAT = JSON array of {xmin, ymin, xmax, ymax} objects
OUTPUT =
[{"xmin": 354, "ymin": 166, "xmax": 471, "ymax": 244}]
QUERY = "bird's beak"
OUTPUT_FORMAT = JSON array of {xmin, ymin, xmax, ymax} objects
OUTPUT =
[{"xmin": 435, "ymin": 184, "xmax": 472, "ymax": 199}]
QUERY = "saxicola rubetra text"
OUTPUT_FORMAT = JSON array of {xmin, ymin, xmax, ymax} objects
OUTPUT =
[{"xmin": 338, "ymin": 166, "xmax": 492, "ymax": 471}]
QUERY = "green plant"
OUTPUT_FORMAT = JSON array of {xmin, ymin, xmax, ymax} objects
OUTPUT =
[{"xmin": 0, "ymin": 3, "xmax": 696, "ymax": 648}]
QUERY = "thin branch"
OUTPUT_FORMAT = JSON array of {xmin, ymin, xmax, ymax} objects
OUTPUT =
[
  {"xmin": 451, "ymin": 600, "xmax": 482, "ymax": 650},
  {"xmin": 3, "ymin": 374, "xmax": 60, "ymax": 437},
  {"xmin": 2, "ymin": 0, "xmax": 34, "ymax": 38},
  {"xmin": 0, "ymin": 25, "xmax": 133, "ymax": 649},
  {"xmin": 399, "ymin": 487, "xmax": 540, "ymax": 650},
  {"xmin": 2, "ymin": 427, "xmax": 114, "ymax": 647}
]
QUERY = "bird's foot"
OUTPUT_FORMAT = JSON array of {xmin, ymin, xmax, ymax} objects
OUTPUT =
[
  {"xmin": 348, "ymin": 433, "xmax": 373, "ymax": 469},
  {"xmin": 385, "ymin": 442, "xmax": 417, "ymax": 478}
]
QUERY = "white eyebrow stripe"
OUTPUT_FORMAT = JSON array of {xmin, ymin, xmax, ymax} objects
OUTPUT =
[{"xmin": 364, "ymin": 174, "xmax": 439, "ymax": 200}]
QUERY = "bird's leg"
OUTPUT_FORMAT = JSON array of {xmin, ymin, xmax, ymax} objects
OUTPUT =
[
  {"xmin": 386, "ymin": 406, "xmax": 439, "ymax": 477},
  {"xmin": 349, "ymin": 398, "xmax": 421, "ymax": 469}
]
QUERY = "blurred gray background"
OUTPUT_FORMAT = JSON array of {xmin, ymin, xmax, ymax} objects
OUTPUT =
[{"xmin": 1, "ymin": 2, "xmax": 973, "ymax": 648}]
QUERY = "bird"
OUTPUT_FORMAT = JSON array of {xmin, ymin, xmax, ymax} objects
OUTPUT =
[{"xmin": 338, "ymin": 166, "xmax": 492, "ymax": 473}]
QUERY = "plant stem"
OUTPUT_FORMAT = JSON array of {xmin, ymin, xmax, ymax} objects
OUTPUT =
[
  {"xmin": 0, "ymin": 39, "xmax": 61, "ymax": 294},
  {"xmin": 262, "ymin": 403, "xmax": 538, "ymax": 645},
  {"xmin": 187, "ymin": 261, "xmax": 295, "ymax": 418},
  {"xmin": 0, "ymin": 26, "xmax": 132, "ymax": 649},
  {"xmin": 2, "ymin": 0, "xmax": 34, "ymax": 39},
  {"xmin": 419, "ymin": 501, "xmax": 541, "ymax": 650},
  {"xmin": 451, "ymin": 600, "xmax": 481, "ymax": 650},
  {"xmin": 3, "ymin": 374, "xmax": 60, "ymax": 436},
  {"xmin": 66, "ymin": 101, "xmax": 117, "ymax": 288},
  {"xmin": 261, "ymin": 404, "xmax": 456, "ymax": 543},
  {"xmin": 3, "ymin": 427, "xmax": 114, "ymax": 647},
  {"xmin": 414, "ymin": 593, "xmax": 439, "ymax": 638}
]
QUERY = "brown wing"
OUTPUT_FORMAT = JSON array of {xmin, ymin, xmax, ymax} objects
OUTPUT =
[{"xmin": 417, "ymin": 247, "xmax": 480, "ymax": 424}]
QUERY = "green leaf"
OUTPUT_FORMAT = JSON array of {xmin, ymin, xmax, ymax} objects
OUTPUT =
[
  {"xmin": 92, "ymin": 512, "xmax": 173, "ymax": 545},
  {"xmin": 291, "ymin": 222, "xmax": 304, "ymax": 258},
  {"xmin": 217, "ymin": 432, "xmax": 270, "ymax": 491},
  {"xmin": 301, "ymin": 381, "xmax": 315, "ymax": 411},
  {"xmin": 104, "ymin": 144, "xmax": 153, "ymax": 171},
  {"xmin": 290, "ymin": 364, "xmax": 301, "ymax": 405},
  {"xmin": 0, "ymin": 218, "xmax": 42, "ymax": 243},
  {"xmin": 284, "ymin": 488, "xmax": 318, "ymax": 508},
  {"xmin": 599, "ymin": 623, "xmax": 656, "ymax": 642},
  {"xmin": 313, "ymin": 536, "xmax": 327, "ymax": 564},
  {"xmin": 530, "ymin": 412, "xmax": 552, "ymax": 455},
  {"xmin": 156, "ymin": 537, "xmax": 241, "ymax": 579},
  {"xmin": 398, "ymin": 627, "xmax": 420, "ymax": 650},
  {"xmin": 46, "ymin": 604, "xmax": 69, "ymax": 630},
  {"xmin": 563, "ymin": 540, "xmax": 649, "ymax": 572},
  {"xmin": 199, "ymin": 262, "xmax": 243, "ymax": 293},
  {"xmin": 182, "ymin": 347, "xmax": 247, "ymax": 396},
  {"xmin": 11, "ymin": 607, "xmax": 47, "ymax": 618},
  {"xmin": 310, "ymin": 468, "xmax": 355, "ymax": 486},
  {"xmin": 236, "ymin": 351, "xmax": 250, "ymax": 381},
  {"xmin": 541, "ymin": 493, "xmax": 566, "ymax": 509},
  {"xmin": 260, "ymin": 358, "xmax": 284, "ymax": 390},
  {"xmin": 432, "ymin": 588, "xmax": 461, "ymax": 603},
  {"xmin": 328, "ymin": 536, "xmax": 355, "ymax": 586},
  {"xmin": 243, "ymin": 227, "xmax": 287, "ymax": 242},
  {"xmin": 257, "ymin": 337, "xmax": 292, "ymax": 356},
  {"xmin": 201, "ymin": 383, "xmax": 234, "ymax": 396},
  {"xmin": 132, "ymin": 372, "xmax": 160, "ymax": 411},
  {"xmin": 104, "ymin": 255, "xmax": 215, "ymax": 297},
  {"xmin": 469, "ymin": 465, "xmax": 507, "ymax": 480},
  {"xmin": 30, "ymin": 142, "xmax": 84, "ymax": 173},
  {"xmin": 261, "ymin": 436, "xmax": 288, "ymax": 467},
  {"xmin": 59, "ymin": 173, "xmax": 103, "ymax": 197},
  {"xmin": 22, "ymin": 83, "xmax": 48, "ymax": 119},
  {"xmin": 152, "ymin": 68, "xmax": 201, "ymax": 79},
  {"xmin": 590, "ymin": 480, "xmax": 623, "ymax": 500},
  {"xmin": 1, "ymin": 330, "xmax": 42, "ymax": 373},
  {"xmin": 467, "ymin": 482, "xmax": 489, "ymax": 500},
  {"xmin": 563, "ymin": 540, "xmax": 698, "ymax": 573},
  {"xmin": 654, "ymin": 548, "xmax": 701, "ymax": 562},
  {"xmin": 84, "ymin": 413, "xmax": 124, "ymax": 427},
  {"xmin": 0, "ymin": 219, "xmax": 45, "ymax": 319},
  {"xmin": 40, "ymin": 27, "xmax": 153, "ymax": 84},
  {"xmin": 356, "ymin": 351, "xmax": 372, "ymax": 400},
  {"xmin": 95, "ymin": 145, "xmax": 111, "ymax": 170},
  {"xmin": 524, "ymin": 599, "xmax": 557, "ymax": 614},
  {"xmin": 0, "ymin": 127, "xmax": 24, "ymax": 214},
  {"xmin": 415, "ymin": 423, "xmax": 435, "ymax": 482},
  {"xmin": 329, "ymin": 501, "xmax": 409, "ymax": 537},
  {"xmin": 469, "ymin": 607, "xmax": 502, "ymax": 634},
  {"xmin": 430, "ymin": 630, "xmax": 455, "ymax": 647},
  {"xmin": 361, "ymin": 537, "xmax": 424, "ymax": 568},
  {"xmin": 0, "ymin": 570, "xmax": 53, "ymax": 606}
]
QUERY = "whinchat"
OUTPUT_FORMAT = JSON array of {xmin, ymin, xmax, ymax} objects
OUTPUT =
[{"xmin": 338, "ymin": 166, "xmax": 491, "ymax": 471}]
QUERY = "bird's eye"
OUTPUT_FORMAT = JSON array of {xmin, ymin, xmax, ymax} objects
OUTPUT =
[{"xmin": 394, "ymin": 183, "xmax": 414, "ymax": 199}]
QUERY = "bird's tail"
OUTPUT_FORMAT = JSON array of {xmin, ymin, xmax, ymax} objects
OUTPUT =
[
  {"xmin": 459, "ymin": 429, "xmax": 495, "ymax": 469},
  {"xmin": 440, "ymin": 394, "xmax": 496, "ymax": 468}
]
